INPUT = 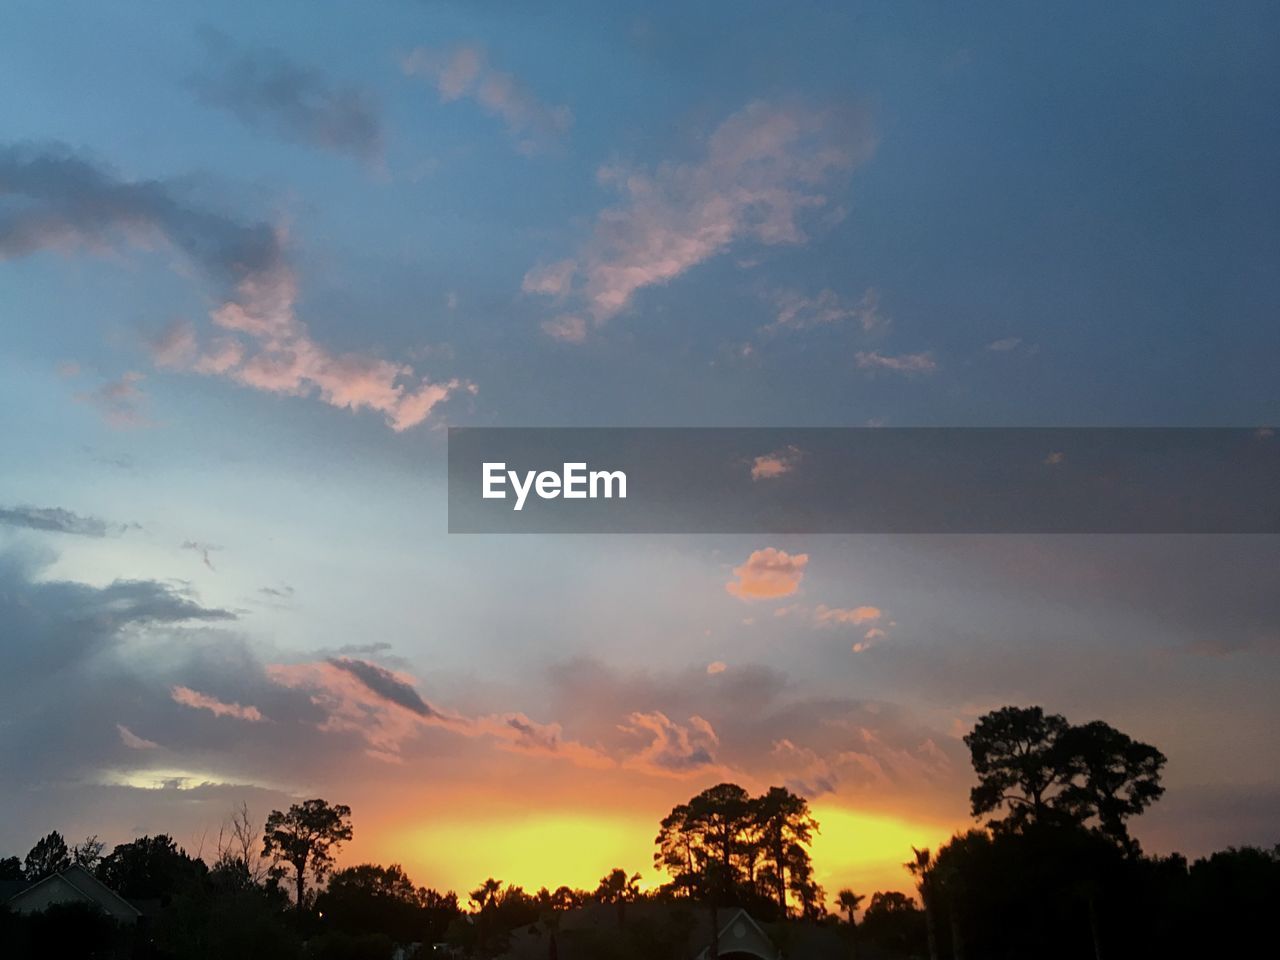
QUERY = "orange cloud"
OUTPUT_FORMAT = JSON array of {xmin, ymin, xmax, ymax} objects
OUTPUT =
[
  {"xmin": 620, "ymin": 711, "xmax": 721, "ymax": 778},
  {"xmin": 170, "ymin": 685, "xmax": 264, "ymax": 722},
  {"xmin": 853, "ymin": 627, "xmax": 887, "ymax": 653},
  {"xmin": 750, "ymin": 445, "xmax": 801, "ymax": 480},
  {"xmin": 726, "ymin": 547, "xmax": 809, "ymax": 600},
  {"xmin": 814, "ymin": 604, "xmax": 882, "ymax": 626}
]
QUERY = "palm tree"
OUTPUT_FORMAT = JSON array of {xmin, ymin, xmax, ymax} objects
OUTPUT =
[
  {"xmin": 595, "ymin": 868, "xmax": 642, "ymax": 929},
  {"xmin": 470, "ymin": 876, "xmax": 503, "ymax": 953},
  {"xmin": 836, "ymin": 888, "xmax": 865, "ymax": 960},
  {"xmin": 905, "ymin": 847, "xmax": 940, "ymax": 960},
  {"xmin": 469, "ymin": 876, "xmax": 503, "ymax": 912}
]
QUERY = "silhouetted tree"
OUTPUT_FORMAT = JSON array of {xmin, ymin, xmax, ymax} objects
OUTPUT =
[
  {"xmin": 754, "ymin": 786, "xmax": 819, "ymax": 915},
  {"xmin": 23, "ymin": 831, "xmax": 70, "ymax": 880},
  {"xmin": 262, "ymin": 799, "xmax": 353, "ymax": 910},
  {"xmin": 860, "ymin": 891, "xmax": 927, "ymax": 957},
  {"xmin": 965, "ymin": 706, "xmax": 1072, "ymax": 829},
  {"xmin": 836, "ymin": 889, "xmax": 865, "ymax": 959},
  {"xmin": 70, "ymin": 835, "xmax": 104, "ymax": 871},
  {"xmin": 905, "ymin": 847, "xmax": 939, "ymax": 960},
  {"xmin": 594, "ymin": 867, "xmax": 642, "ymax": 929},
  {"xmin": 966, "ymin": 707, "xmax": 1167, "ymax": 854},
  {"xmin": 1055, "ymin": 720, "xmax": 1166, "ymax": 852},
  {"xmin": 0, "ymin": 855, "xmax": 23, "ymax": 880},
  {"xmin": 99, "ymin": 834, "xmax": 207, "ymax": 902},
  {"xmin": 317, "ymin": 863, "xmax": 458, "ymax": 943}
]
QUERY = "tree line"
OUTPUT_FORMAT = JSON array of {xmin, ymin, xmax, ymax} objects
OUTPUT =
[{"xmin": 1, "ymin": 705, "xmax": 1276, "ymax": 959}]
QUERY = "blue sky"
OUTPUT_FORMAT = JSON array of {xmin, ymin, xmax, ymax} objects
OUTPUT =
[{"xmin": 1, "ymin": 0, "xmax": 1278, "ymax": 896}]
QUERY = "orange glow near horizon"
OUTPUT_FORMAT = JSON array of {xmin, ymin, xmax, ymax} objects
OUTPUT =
[{"xmin": 363, "ymin": 802, "xmax": 957, "ymax": 908}]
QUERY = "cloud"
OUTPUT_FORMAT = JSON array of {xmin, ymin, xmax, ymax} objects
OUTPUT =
[
  {"xmin": 471, "ymin": 713, "xmax": 614, "ymax": 769},
  {"xmin": 725, "ymin": 547, "xmax": 809, "ymax": 600},
  {"xmin": 181, "ymin": 540, "xmax": 220, "ymax": 571},
  {"xmin": 77, "ymin": 372, "xmax": 149, "ymax": 428},
  {"xmin": 0, "ymin": 505, "xmax": 129, "ymax": 538},
  {"xmin": 765, "ymin": 287, "xmax": 887, "ymax": 335},
  {"xmin": 620, "ymin": 711, "xmax": 721, "ymax": 777},
  {"xmin": 852, "ymin": 627, "xmax": 887, "ymax": 653},
  {"xmin": 814, "ymin": 604, "xmax": 882, "ymax": 627},
  {"xmin": 266, "ymin": 656, "xmax": 612, "ymax": 768},
  {"xmin": 116, "ymin": 724, "xmax": 159, "ymax": 750},
  {"xmin": 522, "ymin": 259, "xmax": 576, "ymax": 298},
  {"xmin": 540, "ymin": 314, "xmax": 588, "ymax": 343},
  {"xmin": 987, "ymin": 337, "xmax": 1022, "ymax": 351},
  {"xmin": 706, "ymin": 660, "xmax": 727, "ymax": 675},
  {"xmin": 855, "ymin": 350, "xmax": 938, "ymax": 375},
  {"xmin": 402, "ymin": 45, "xmax": 572, "ymax": 153},
  {"xmin": 525, "ymin": 100, "xmax": 875, "ymax": 337},
  {"xmin": 326, "ymin": 656, "xmax": 448, "ymax": 720},
  {"xmin": 0, "ymin": 142, "xmax": 470, "ymax": 430},
  {"xmin": 750, "ymin": 445, "xmax": 801, "ymax": 481},
  {"xmin": 170, "ymin": 685, "xmax": 265, "ymax": 722},
  {"xmin": 191, "ymin": 31, "xmax": 383, "ymax": 162},
  {"xmin": 1044, "ymin": 451, "xmax": 1066, "ymax": 466}
]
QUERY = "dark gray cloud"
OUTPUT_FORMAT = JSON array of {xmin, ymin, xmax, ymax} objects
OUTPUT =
[
  {"xmin": 0, "ymin": 142, "xmax": 283, "ymax": 282},
  {"xmin": 326, "ymin": 656, "xmax": 447, "ymax": 719},
  {"xmin": 191, "ymin": 30, "xmax": 383, "ymax": 162},
  {"xmin": 0, "ymin": 504, "xmax": 134, "ymax": 538}
]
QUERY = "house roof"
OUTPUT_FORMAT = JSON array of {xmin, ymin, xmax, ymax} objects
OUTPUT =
[{"xmin": 5, "ymin": 864, "xmax": 142, "ymax": 921}]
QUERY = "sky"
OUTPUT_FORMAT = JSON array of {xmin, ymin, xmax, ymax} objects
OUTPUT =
[{"xmin": 1, "ymin": 0, "xmax": 1278, "ymax": 902}]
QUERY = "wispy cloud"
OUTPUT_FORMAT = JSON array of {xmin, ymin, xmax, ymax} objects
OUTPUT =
[
  {"xmin": 813, "ymin": 604, "xmax": 882, "ymax": 626},
  {"xmin": 171, "ymin": 685, "xmax": 265, "ymax": 722},
  {"xmin": 0, "ymin": 504, "xmax": 133, "ymax": 538},
  {"xmin": 402, "ymin": 45, "xmax": 572, "ymax": 153},
  {"xmin": 765, "ymin": 287, "xmax": 887, "ymax": 335},
  {"xmin": 181, "ymin": 540, "xmax": 221, "ymax": 571},
  {"xmin": 77, "ymin": 371, "xmax": 149, "ymax": 428},
  {"xmin": 0, "ymin": 142, "xmax": 470, "ymax": 430},
  {"xmin": 191, "ymin": 30, "xmax": 383, "ymax": 163},
  {"xmin": 855, "ymin": 350, "xmax": 938, "ymax": 375},
  {"xmin": 525, "ymin": 101, "xmax": 875, "ymax": 338},
  {"xmin": 117, "ymin": 723, "xmax": 159, "ymax": 750}
]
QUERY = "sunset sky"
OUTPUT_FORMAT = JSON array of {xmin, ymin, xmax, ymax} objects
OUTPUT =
[{"xmin": 2, "ymin": 1, "xmax": 1278, "ymax": 902}]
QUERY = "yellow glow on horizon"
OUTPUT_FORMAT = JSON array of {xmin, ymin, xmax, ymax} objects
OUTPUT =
[
  {"xmin": 373, "ymin": 802, "xmax": 956, "ymax": 906},
  {"xmin": 385, "ymin": 810, "xmax": 664, "ymax": 897},
  {"xmin": 810, "ymin": 803, "xmax": 957, "ymax": 899}
]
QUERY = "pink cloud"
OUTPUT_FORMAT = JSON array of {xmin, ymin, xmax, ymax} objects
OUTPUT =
[
  {"xmin": 706, "ymin": 660, "xmax": 727, "ymax": 675},
  {"xmin": 526, "ymin": 101, "xmax": 875, "ymax": 337},
  {"xmin": 540, "ymin": 314, "xmax": 588, "ymax": 343},
  {"xmin": 725, "ymin": 547, "xmax": 809, "ymax": 600},
  {"xmin": 267, "ymin": 658, "xmax": 612, "ymax": 769},
  {"xmin": 170, "ymin": 685, "xmax": 264, "ymax": 722},
  {"xmin": 153, "ymin": 266, "xmax": 473, "ymax": 431},
  {"xmin": 402, "ymin": 45, "xmax": 571, "ymax": 153},
  {"xmin": 116, "ymin": 723, "xmax": 159, "ymax": 750},
  {"xmin": 522, "ymin": 259, "xmax": 576, "ymax": 297}
]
